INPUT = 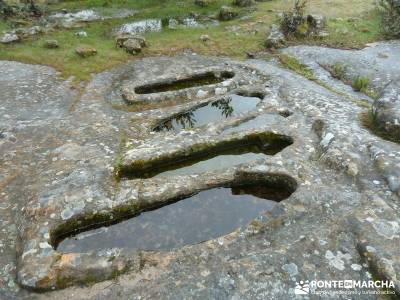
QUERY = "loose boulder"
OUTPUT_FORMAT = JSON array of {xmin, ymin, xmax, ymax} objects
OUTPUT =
[
  {"xmin": 116, "ymin": 34, "xmax": 146, "ymax": 55},
  {"xmin": 218, "ymin": 6, "xmax": 238, "ymax": 21},
  {"xmin": 200, "ymin": 34, "xmax": 210, "ymax": 42},
  {"xmin": 75, "ymin": 46, "xmax": 97, "ymax": 57},
  {"xmin": 44, "ymin": 39, "xmax": 59, "ymax": 49},
  {"xmin": 122, "ymin": 39, "xmax": 142, "ymax": 55},
  {"xmin": 0, "ymin": 32, "xmax": 20, "ymax": 44},
  {"xmin": 74, "ymin": 31, "xmax": 88, "ymax": 37},
  {"xmin": 0, "ymin": 0, "xmax": 47, "ymax": 17},
  {"xmin": 0, "ymin": 25, "xmax": 45, "ymax": 44}
]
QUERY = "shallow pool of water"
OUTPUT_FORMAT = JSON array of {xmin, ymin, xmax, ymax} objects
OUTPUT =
[
  {"xmin": 154, "ymin": 152, "xmax": 265, "ymax": 177},
  {"xmin": 121, "ymin": 133, "xmax": 293, "ymax": 179},
  {"xmin": 154, "ymin": 95, "xmax": 261, "ymax": 132},
  {"xmin": 135, "ymin": 71, "xmax": 234, "ymax": 94},
  {"xmin": 57, "ymin": 185, "xmax": 288, "ymax": 252}
]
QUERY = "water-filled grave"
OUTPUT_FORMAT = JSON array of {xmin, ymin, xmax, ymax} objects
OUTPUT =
[
  {"xmin": 153, "ymin": 94, "xmax": 262, "ymax": 132},
  {"xmin": 57, "ymin": 179, "xmax": 296, "ymax": 252},
  {"xmin": 134, "ymin": 71, "xmax": 234, "ymax": 95},
  {"xmin": 119, "ymin": 132, "xmax": 293, "ymax": 179}
]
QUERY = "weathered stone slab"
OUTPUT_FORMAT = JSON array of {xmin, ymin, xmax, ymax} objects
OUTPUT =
[
  {"xmin": 0, "ymin": 47, "xmax": 399, "ymax": 299},
  {"xmin": 119, "ymin": 55, "xmax": 266, "ymax": 104}
]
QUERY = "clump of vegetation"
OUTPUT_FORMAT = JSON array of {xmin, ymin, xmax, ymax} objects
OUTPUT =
[
  {"xmin": 329, "ymin": 63, "xmax": 346, "ymax": 80},
  {"xmin": 0, "ymin": 0, "xmax": 46, "ymax": 18},
  {"xmin": 360, "ymin": 111, "xmax": 400, "ymax": 143},
  {"xmin": 233, "ymin": 0, "xmax": 254, "ymax": 7},
  {"xmin": 194, "ymin": 0, "xmax": 216, "ymax": 7},
  {"xmin": 378, "ymin": 0, "xmax": 400, "ymax": 37},
  {"xmin": 280, "ymin": 0, "xmax": 308, "ymax": 36},
  {"xmin": 351, "ymin": 75, "xmax": 378, "ymax": 98},
  {"xmin": 277, "ymin": 53, "xmax": 316, "ymax": 80},
  {"xmin": 352, "ymin": 76, "xmax": 369, "ymax": 92}
]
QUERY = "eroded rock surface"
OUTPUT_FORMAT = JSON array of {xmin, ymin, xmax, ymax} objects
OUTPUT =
[
  {"xmin": 281, "ymin": 41, "xmax": 400, "ymax": 99},
  {"xmin": 0, "ymin": 44, "xmax": 399, "ymax": 299},
  {"xmin": 372, "ymin": 81, "xmax": 400, "ymax": 141}
]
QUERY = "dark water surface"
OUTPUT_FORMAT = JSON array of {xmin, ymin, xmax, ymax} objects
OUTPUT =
[
  {"xmin": 154, "ymin": 95, "xmax": 261, "ymax": 132},
  {"xmin": 57, "ymin": 185, "xmax": 289, "ymax": 252},
  {"xmin": 121, "ymin": 134, "xmax": 293, "ymax": 179},
  {"xmin": 154, "ymin": 152, "xmax": 266, "ymax": 177},
  {"xmin": 135, "ymin": 71, "xmax": 234, "ymax": 94}
]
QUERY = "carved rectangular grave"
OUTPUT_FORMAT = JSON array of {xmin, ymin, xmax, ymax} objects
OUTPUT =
[
  {"xmin": 153, "ymin": 94, "xmax": 262, "ymax": 132},
  {"xmin": 134, "ymin": 71, "xmax": 234, "ymax": 94},
  {"xmin": 119, "ymin": 132, "xmax": 293, "ymax": 179},
  {"xmin": 56, "ymin": 178, "xmax": 296, "ymax": 252}
]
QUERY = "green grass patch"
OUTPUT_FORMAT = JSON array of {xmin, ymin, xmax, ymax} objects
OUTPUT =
[
  {"xmin": 0, "ymin": 20, "xmax": 10, "ymax": 32},
  {"xmin": 352, "ymin": 75, "xmax": 369, "ymax": 92},
  {"xmin": 0, "ymin": 0, "xmax": 254, "ymax": 81},
  {"xmin": 0, "ymin": 0, "xmax": 385, "ymax": 82},
  {"xmin": 323, "ymin": 10, "xmax": 382, "ymax": 48},
  {"xmin": 277, "ymin": 53, "xmax": 316, "ymax": 80},
  {"xmin": 324, "ymin": 63, "xmax": 379, "ymax": 99},
  {"xmin": 278, "ymin": 9, "xmax": 382, "ymax": 49},
  {"xmin": 276, "ymin": 54, "xmax": 375, "ymax": 108},
  {"xmin": 48, "ymin": 0, "xmax": 234, "ymax": 17},
  {"xmin": 0, "ymin": 17, "xmax": 262, "ymax": 81},
  {"xmin": 146, "ymin": 26, "xmax": 262, "ymax": 57},
  {"xmin": 0, "ymin": 20, "xmax": 133, "ymax": 81},
  {"xmin": 329, "ymin": 63, "xmax": 346, "ymax": 80},
  {"xmin": 350, "ymin": 75, "xmax": 379, "ymax": 99}
]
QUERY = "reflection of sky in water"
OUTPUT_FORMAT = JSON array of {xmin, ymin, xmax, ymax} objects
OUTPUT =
[
  {"xmin": 58, "ymin": 187, "xmax": 277, "ymax": 252},
  {"xmin": 154, "ymin": 95, "xmax": 261, "ymax": 132},
  {"xmin": 225, "ymin": 114, "xmax": 284, "ymax": 134},
  {"xmin": 155, "ymin": 153, "xmax": 266, "ymax": 177}
]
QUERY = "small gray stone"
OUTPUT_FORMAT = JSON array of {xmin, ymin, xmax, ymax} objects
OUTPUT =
[
  {"xmin": 75, "ymin": 46, "xmax": 97, "ymax": 57},
  {"xmin": 44, "ymin": 40, "xmax": 59, "ymax": 49},
  {"xmin": 75, "ymin": 31, "xmax": 88, "ymax": 37},
  {"xmin": 122, "ymin": 38, "xmax": 143, "ymax": 55}
]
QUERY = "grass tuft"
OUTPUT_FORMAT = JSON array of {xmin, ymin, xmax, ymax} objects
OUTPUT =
[
  {"xmin": 329, "ymin": 63, "xmax": 346, "ymax": 80},
  {"xmin": 277, "ymin": 53, "xmax": 316, "ymax": 80},
  {"xmin": 352, "ymin": 75, "xmax": 369, "ymax": 92},
  {"xmin": 360, "ymin": 111, "xmax": 400, "ymax": 144}
]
